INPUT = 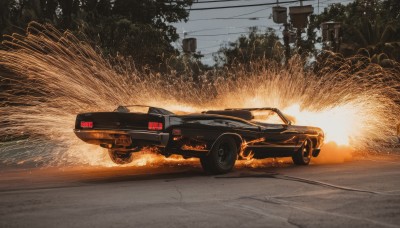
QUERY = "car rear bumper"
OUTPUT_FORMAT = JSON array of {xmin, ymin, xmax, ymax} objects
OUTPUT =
[{"xmin": 74, "ymin": 129, "xmax": 169, "ymax": 147}]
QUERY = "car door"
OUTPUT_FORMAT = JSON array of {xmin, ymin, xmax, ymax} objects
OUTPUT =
[
  {"xmin": 260, "ymin": 123, "xmax": 298, "ymax": 147},
  {"xmin": 223, "ymin": 119, "xmax": 262, "ymax": 141},
  {"xmin": 248, "ymin": 110, "xmax": 298, "ymax": 157}
]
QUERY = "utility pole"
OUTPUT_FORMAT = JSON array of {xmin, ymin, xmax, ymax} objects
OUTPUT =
[
  {"xmin": 283, "ymin": 23, "xmax": 291, "ymax": 65},
  {"xmin": 273, "ymin": 0, "xmax": 313, "ymax": 64},
  {"xmin": 296, "ymin": 0, "xmax": 303, "ymax": 56},
  {"xmin": 273, "ymin": 1, "xmax": 291, "ymax": 64}
]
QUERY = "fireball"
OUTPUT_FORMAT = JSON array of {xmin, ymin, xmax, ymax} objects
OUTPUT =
[{"xmin": 0, "ymin": 22, "xmax": 399, "ymax": 166}]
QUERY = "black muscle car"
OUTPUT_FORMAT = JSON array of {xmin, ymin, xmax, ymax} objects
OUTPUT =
[{"xmin": 74, "ymin": 105, "xmax": 324, "ymax": 174}]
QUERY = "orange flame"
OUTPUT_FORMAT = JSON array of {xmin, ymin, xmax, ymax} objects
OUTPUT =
[{"xmin": 1, "ymin": 22, "xmax": 399, "ymax": 167}]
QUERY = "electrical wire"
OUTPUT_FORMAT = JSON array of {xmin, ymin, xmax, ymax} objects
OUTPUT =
[
  {"xmin": 194, "ymin": 31, "xmax": 250, "ymax": 36},
  {"xmin": 185, "ymin": 25, "xmax": 270, "ymax": 34},
  {"xmin": 190, "ymin": 0, "xmax": 264, "ymax": 3},
  {"xmin": 184, "ymin": 26, "xmax": 281, "ymax": 38},
  {"xmin": 188, "ymin": 0, "xmax": 319, "ymax": 21},
  {"xmin": 176, "ymin": 0, "xmax": 354, "ymax": 64},
  {"xmin": 189, "ymin": 17, "xmax": 268, "ymax": 21},
  {"xmin": 230, "ymin": 6, "xmax": 269, "ymax": 18},
  {"xmin": 188, "ymin": 0, "xmax": 313, "ymax": 10}
]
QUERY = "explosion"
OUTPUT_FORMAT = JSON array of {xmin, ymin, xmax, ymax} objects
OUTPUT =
[{"xmin": 0, "ymin": 22, "xmax": 399, "ymax": 167}]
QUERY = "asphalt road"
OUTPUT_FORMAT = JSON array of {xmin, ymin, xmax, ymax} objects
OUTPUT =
[{"xmin": 1, "ymin": 155, "xmax": 400, "ymax": 228}]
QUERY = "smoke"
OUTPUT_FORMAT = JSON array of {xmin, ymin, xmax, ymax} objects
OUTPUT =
[{"xmin": 0, "ymin": 22, "xmax": 399, "ymax": 167}]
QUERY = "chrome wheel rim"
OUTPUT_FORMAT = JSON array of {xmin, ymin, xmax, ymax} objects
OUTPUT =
[
  {"xmin": 302, "ymin": 140, "xmax": 311, "ymax": 163},
  {"xmin": 217, "ymin": 143, "xmax": 232, "ymax": 165}
]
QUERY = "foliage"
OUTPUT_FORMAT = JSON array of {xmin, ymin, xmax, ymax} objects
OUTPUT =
[
  {"xmin": 214, "ymin": 27, "xmax": 284, "ymax": 67},
  {"xmin": 0, "ymin": 0, "xmax": 193, "ymax": 68},
  {"xmin": 309, "ymin": 0, "xmax": 400, "ymax": 62}
]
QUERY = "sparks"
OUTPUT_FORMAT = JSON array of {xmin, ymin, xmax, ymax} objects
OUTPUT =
[{"xmin": 0, "ymin": 22, "xmax": 399, "ymax": 167}]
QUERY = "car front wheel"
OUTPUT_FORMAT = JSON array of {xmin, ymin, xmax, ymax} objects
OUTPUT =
[
  {"xmin": 292, "ymin": 138, "xmax": 313, "ymax": 165},
  {"xmin": 200, "ymin": 136, "xmax": 238, "ymax": 174}
]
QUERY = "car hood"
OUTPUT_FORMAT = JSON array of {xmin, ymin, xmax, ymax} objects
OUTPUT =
[{"xmin": 290, "ymin": 125, "xmax": 324, "ymax": 135}]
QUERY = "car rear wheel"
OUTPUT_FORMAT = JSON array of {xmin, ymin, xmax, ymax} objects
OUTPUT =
[
  {"xmin": 292, "ymin": 138, "xmax": 313, "ymax": 165},
  {"xmin": 108, "ymin": 149, "xmax": 134, "ymax": 165},
  {"xmin": 200, "ymin": 136, "xmax": 238, "ymax": 174}
]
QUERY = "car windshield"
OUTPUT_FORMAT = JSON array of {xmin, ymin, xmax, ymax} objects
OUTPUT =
[
  {"xmin": 114, "ymin": 105, "xmax": 149, "ymax": 113},
  {"xmin": 114, "ymin": 105, "xmax": 174, "ymax": 115},
  {"xmin": 251, "ymin": 110, "xmax": 286, "ymax": 125}
]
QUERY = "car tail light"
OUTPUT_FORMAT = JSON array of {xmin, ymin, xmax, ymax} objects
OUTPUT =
[
  {"xmin": 80, "ymin": 121, "xmax": 93, "ymax": 128},
  {"xmin": 148, "ymin": 122, "xmax": 163, "ymax": 130}
]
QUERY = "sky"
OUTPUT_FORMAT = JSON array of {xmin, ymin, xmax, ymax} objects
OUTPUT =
[{"xmin": 172, "ymin": 0, "xmax": 355, "ymax": 65}]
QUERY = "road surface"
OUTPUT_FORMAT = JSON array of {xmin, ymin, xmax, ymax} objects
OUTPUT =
[{"xmin": 1, "ymin": 155, "xmax": 400, "ymax": 228}]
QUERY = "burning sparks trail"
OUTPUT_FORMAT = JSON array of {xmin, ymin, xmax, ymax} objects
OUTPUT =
[{"xmin": 0, "ymin": 22, "xmax": 399, "ymax": 167}]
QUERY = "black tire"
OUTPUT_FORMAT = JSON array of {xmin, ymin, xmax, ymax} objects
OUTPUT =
[
  {"xmin": 200, "ymin": 136, "xmax": 238, "ymax": 174},
  {"xmin": 108, "ymin": 149, "xmax": 134, "ymax": 165},
  {"xmin": 292, "ymin": 138, "xmax": 313, "ymax": 165}
]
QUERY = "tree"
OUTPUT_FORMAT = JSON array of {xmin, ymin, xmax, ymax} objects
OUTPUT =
[
  {"xmin": 0, "ymin": 0, "xmax": 193, "ymax": 68},
  {"xmin": 309, "ymin": 0, "xmax": 400, "ymax": 62},
  {"xmin": 214, "ymin": 27, "xmax": 284, "ymax": 67}
]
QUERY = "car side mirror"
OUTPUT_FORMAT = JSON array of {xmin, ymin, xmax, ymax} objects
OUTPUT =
[{"xmin": 287, "ymin": 121, "xmax": 292, "ymax": 125}]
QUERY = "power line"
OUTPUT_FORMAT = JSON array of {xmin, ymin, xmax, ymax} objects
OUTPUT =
[
  {"xmin": 191, "ymin": 28, "xmax": 276, "ymax": 37},
  {"xmin": 188, "ymin": 0, "xmax": 318, "ymax": 21},
  {"xmin": 185, "ymin": 25, "xmax": 270, "ymax": 34},
  {"xmin": 195, "ymin": 31, "xmax": 250, "ymax": 36},
  {"xmin": 191, "ymin": 0, "xmax": 264, "ymax": 3},
  {"xmin": 229, "ymin": 6, "xmax": 269, "ymax": 18},
  {"xmin": 229, "ymin": 0, "xmax": 317, "ymax": 17},
  {"xmin": 189, "ymin": 16, "xmax": 268, "ymax": 21},
  {"xmin": 185, "ymin": 0, "xmax": 347, "ymax": 22},
  {"xmin": 188, "ymin": 0, "xmax": 313, "ymax": 10}
]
